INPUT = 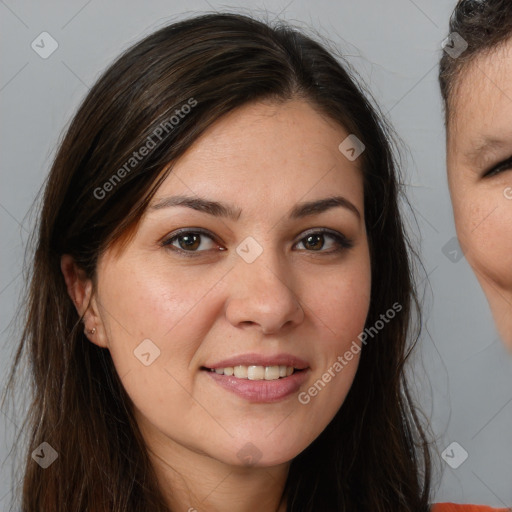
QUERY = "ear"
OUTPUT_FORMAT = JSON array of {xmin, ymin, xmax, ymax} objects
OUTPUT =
[{"xmin": 60, "ymin": 254, "xmax": 109, "ymax": 349}]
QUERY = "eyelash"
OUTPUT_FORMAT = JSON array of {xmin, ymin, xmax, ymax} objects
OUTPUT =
[
  {"xmin": 484, "ymin": 155, "xmax": 512, "ymax": 177},
  {"xmin": 161, "ymin": 227, "xmax": 354, "ymax": 258}
]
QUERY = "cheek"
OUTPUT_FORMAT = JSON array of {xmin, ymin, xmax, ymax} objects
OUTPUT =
[
  {"xmin": 455, "ymin": 193, "xmax": 512, "ymax": 290},
  {"xmin": 310, "ymin": 269, "xmax": 370, "ymax": 348},
  {"xmin": 96, "ymin": 262, "xmax": 232, "ymax": 446},
  {"xmin": 312, "ymin": 245, "xmax": 371, "ymax": 343},
  {"xmin": 292, "ymin": 271, "xmax": 370, "ymax": 446},
  {"xmin": 96, "ymin": 261, "xmax": 228, "ymax": 380},
  {"xmin": 300, "ymin": 251, "xmax": 371, "ymax": 389}
]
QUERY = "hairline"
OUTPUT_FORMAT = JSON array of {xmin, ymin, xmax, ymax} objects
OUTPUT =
[{"xmin": 443, "ymin": 35, "xmax": 512, "ymax": 130}]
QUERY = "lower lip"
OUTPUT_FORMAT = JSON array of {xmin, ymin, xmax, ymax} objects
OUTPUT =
[{"xmin": 203, "ymin": 369, "xmax": 310, "ymax": 403}]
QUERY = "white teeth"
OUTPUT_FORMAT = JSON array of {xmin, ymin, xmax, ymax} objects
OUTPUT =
[
  {"xmin": 264, "ymin": 366, "xmax": 280, "ymax": 380},
  {"xmin": 210, "ymin": 365, "xmax": 296, "ymax": 380},
  {"xmin": 234, "ymin": 365, "xmax": 248, "ymax": 378},
  {"xmin": 247, "ymin": 365, "xmax": 265, "ymax": 380}
]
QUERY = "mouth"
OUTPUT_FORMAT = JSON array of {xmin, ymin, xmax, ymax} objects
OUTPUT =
[
  {"xmin": 201, "ymin": 364, "xmax": 310, "ymax": 403},
  {"xmin": 200, "ymin": 353, "xmax": 310, "ymax": 402},
  {"xmin": 201, "ymin": 365, "xmax": 305, "ymax": 381}
]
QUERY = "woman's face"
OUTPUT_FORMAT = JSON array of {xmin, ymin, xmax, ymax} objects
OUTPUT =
[
  {"xmin": 86, "ymin": 99, "xmax": 371, "ymax": 468},
  {"xmin": 446, "ymin": 40, "xmax": 512, "ymax": 350}
]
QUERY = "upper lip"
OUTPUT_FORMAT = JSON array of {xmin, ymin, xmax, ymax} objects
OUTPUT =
[{"xmin": 203, "ymin": 353, "xmax": 309, "ymax": 370}]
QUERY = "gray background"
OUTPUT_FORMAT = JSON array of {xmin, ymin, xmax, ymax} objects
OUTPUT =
[{"xmin": 1, "ymin": 0, "xmax": 511, "ymax": 509}]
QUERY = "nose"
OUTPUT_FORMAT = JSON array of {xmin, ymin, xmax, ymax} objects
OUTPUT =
[{"xmin": 225, "ymin": 251, "xmax": 304, "ymax": 335}]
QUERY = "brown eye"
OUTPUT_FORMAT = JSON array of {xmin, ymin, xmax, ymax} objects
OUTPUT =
[
  {"xmin": 162, "ymin": 229, "xmax": 220, "ymax": 255},
  {"xmin": 177, "ymin": 233, "xmax": 201, "ymax": 250},
  {"xmin": 162, "ymin": 228, "xmax": 352, "ymax": 258},
  {"xmin": 303, "ymin": 233, "xmax": 325, "ymax": 251},
  {"xmin": 295, "ymin": 230, "xmax": 353, "ymax": 253}
]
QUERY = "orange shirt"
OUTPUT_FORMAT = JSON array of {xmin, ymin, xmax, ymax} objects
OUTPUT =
[{"xmin": 432, "ymin": 504, "xmax": 511, "ymax": 512}]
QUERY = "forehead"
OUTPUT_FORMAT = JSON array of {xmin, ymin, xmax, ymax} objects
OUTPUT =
[
  {"xmin": 448, "ymin": 39, "xmax": 512, "ymax": 163},
  {"xmin": 157, "ymin": 99, "xmax": 364, "ymax": 198}
]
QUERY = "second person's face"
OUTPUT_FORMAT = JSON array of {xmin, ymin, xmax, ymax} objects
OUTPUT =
[{"xmin": 446, "ymin": 39, "xmax": 512, "ymax": 349}]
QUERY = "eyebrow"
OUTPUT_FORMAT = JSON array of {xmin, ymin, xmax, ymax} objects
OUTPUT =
[
  {"xmin": 463, "ymin": 137, "xmax": 511, "ymax": 165},
  {"xmin": 150, "ymin": 194, "xmax": 361, "ymax": 220}
]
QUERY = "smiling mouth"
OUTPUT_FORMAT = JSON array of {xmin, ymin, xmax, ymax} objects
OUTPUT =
[{"xmin": 201, "ymin": 365, "xmax": 304, "ymax": 381}]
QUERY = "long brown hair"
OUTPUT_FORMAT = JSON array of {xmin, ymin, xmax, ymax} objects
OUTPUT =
[{"xmin": 4, "ymin": 12, "xmax": 432, "ymax": 511}]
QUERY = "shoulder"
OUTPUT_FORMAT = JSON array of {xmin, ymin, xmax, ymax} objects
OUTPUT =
[{"xmin": 432, "ymin": 504, "xmax": 511, "ymax": 512}]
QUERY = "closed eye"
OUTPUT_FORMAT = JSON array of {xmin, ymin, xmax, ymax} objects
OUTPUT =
[
  {"xmin": 161, "ymin": 228, "xmax": 353, "ymax": 257},
  {"xmin": 483, "ymin": 155, "xmax": 512, "ymax": 178}
]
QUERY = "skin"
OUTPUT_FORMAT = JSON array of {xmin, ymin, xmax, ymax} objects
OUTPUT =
[
  {"xmin": 446, "ymin": 40, "xmax": 512, "ymax": 350},
  {"xmin": 61, "ymin": 98, "xmax": 371, "ymax": 511}
]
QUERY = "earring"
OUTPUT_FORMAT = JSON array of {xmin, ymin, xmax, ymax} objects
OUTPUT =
[{"xmin": 88, "ymin": 327, "xmax": 96, "ymax": 335}]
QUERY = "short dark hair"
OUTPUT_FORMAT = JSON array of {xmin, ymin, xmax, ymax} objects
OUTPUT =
[{"xmin": 439, "ymin": 0, "xmax": 512, "ymax": 119}]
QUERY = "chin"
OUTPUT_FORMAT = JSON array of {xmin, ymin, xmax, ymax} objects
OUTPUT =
[
  {"xmin": 482, "ymin": 284, "xmax": 512, "ymax": 351},
  {"xmin": 492, "ymin": 313, "xmax": 512, "ymax": 352},
  {"xmin": 469, "ymin": 260, "xmax": 512, "ymax": 352},
  {"xmin": 218, "ymin": 438, "xmax": 304, "ymax": 469}
]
